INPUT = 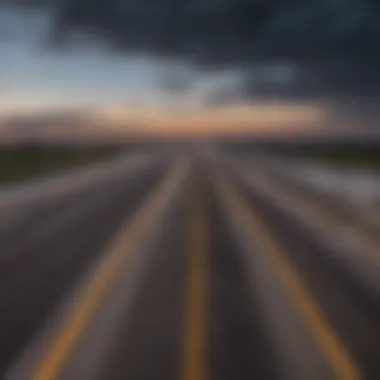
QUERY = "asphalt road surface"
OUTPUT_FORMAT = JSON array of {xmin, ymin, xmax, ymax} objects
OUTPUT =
[{"xmin": 0, "ymin": 149, "xmax": 379, "ymax": 380}]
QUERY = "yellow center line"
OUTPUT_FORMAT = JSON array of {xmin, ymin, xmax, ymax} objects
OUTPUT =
[
  {"xmin": 182, "ymin": 180, "xmax": 208, "ymax": 380},
  {"xmin": 216, "ymin": 172, "xmax": 361, "ymax": 380},
  {"xmin": 32, "ymin": 160, "xmax": 186, "ymax": 380}
]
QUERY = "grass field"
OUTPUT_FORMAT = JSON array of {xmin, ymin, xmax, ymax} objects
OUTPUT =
[
  {"xmin": 225, "ymin": 139, "xmax": 380, "ymax": 171},
  {"xmin": 280, "ymin": 146, "xmax": 380, "ymax": 170},
  {"xmin": 0, "ymin": 145, "xmax": 120, "ymax": 186}
]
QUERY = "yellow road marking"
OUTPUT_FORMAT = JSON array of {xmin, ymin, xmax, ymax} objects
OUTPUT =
[
  {"xmin": 182, "ymin": 181, "xmax": 208, "ymax": 380},
  {"xmin": 33, "ymin": 161, "xmax": 186, "ymax": 380},
  {"xmin": 216, "ymin": 173, "xmax": 361, "ymax": 380}
]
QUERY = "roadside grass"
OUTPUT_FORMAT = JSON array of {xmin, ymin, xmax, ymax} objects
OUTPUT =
[
  {"xmin": 225, "ymin": 140, "xmax": 380, "ymax": 171},
  {"xmin": 270, "ymin": 146, "xmax": 380, "ymax": 171},
  {"xmin": 0, "ymin": 146, "xmax": 120, "ymax": 186}
]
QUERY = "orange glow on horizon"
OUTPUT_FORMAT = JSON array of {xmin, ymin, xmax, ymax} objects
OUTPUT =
[{"xmin": 91, "ymin": 102, "xmax": 326, "ymax": 138}]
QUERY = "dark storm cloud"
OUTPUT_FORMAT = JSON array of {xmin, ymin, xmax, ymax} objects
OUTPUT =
[
  {"xmin": 9, "ymin": 0, "xmax": 380, "ymax": 96},
  {"xmin": 48, "ymin": 0, "xmax": 380, "ymax": 62}
]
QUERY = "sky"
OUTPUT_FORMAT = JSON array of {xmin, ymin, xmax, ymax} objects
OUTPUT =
[
  {"xmin": 0, "ymin": 6, "xmax": 310, "ymax": 117},
  {"xmin": 0, "ymin": 6, "xmax": 193, "ymax": 117},
  {"xmin": 2, "ymin": 0, "xmax": 379, "ymax": 116},
  {"xmin": 0, "ymin": 4, "xmax": 343, "ymax": 137}
]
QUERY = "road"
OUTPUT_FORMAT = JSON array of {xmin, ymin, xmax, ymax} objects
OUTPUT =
[{"xmin": 0, "ymin": 148, "xmax": 379, "ymax": 380}]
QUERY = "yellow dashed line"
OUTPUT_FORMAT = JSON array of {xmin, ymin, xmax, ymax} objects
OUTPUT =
[
  {"xmin": 182, "ymin": 181, "xmax": 208, "ymax": 380},
  {"xmin": 33, "ymin": 161, "xmax": 186, "ymax": 380},
  {"xmin": 216, "ymin": 173, "xmax": 361, "ymax": 380}
]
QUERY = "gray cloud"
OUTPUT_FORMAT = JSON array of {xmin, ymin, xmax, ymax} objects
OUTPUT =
[{"xmin": 4, "ymin": 0, "xmax": 380, "ymax": 98}]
